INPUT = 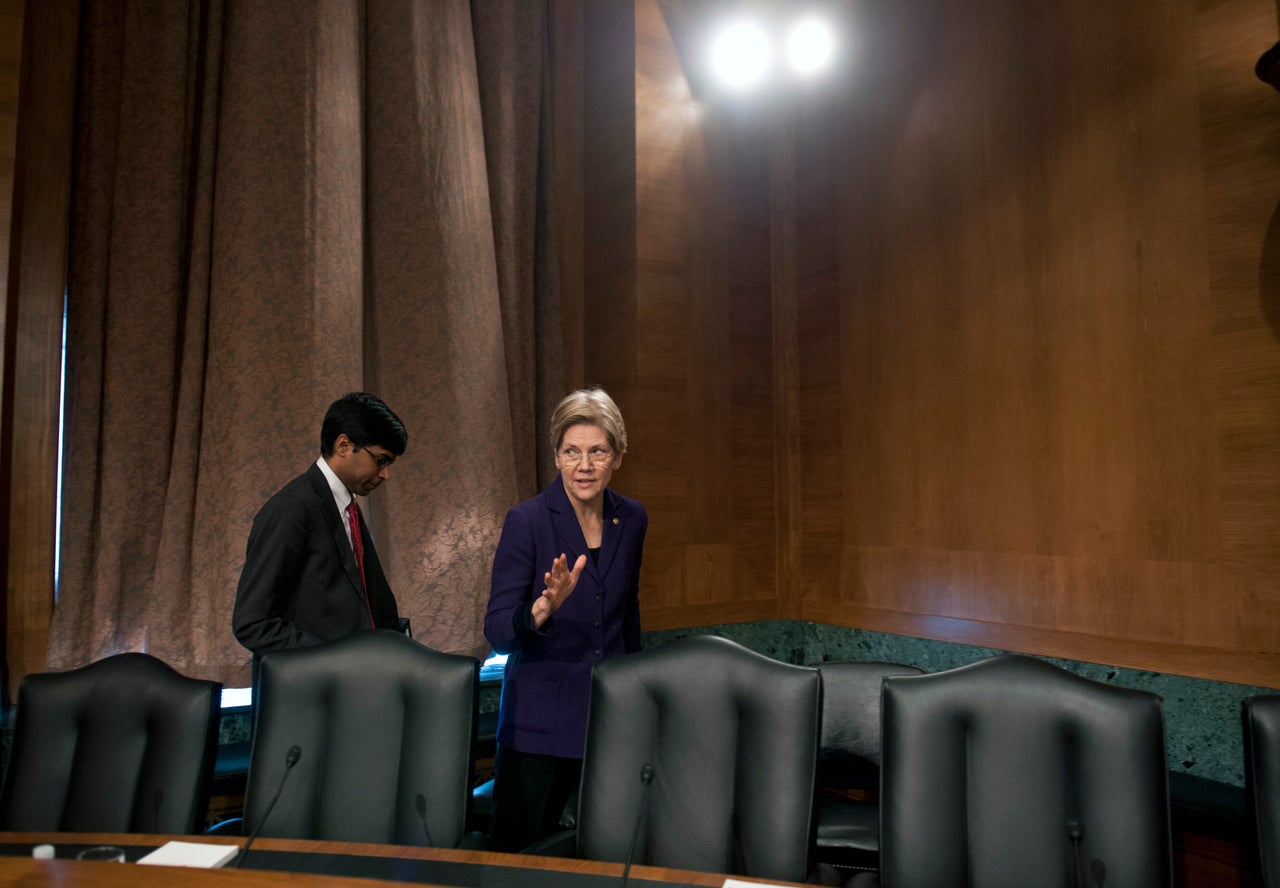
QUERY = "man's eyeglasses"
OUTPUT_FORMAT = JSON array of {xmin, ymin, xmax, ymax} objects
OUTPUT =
[
  {"xmin": 361, "ymin": 447, "xmax": 396, "ymax": 469},
  {"xmin": 559, "ymin": 446, "xmax": 614, "ymax": 466}
]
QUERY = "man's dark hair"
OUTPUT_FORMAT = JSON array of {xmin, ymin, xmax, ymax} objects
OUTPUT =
[{"xmin": 320, "ymin": 392, "xmax": 408, "ymax": 457}]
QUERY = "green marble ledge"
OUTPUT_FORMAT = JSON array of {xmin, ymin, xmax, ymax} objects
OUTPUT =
[{"xmin": 642, "ymin": 619, "xmax": 1278, "ymax": 788}]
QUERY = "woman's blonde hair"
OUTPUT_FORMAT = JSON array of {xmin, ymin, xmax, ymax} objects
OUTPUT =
[{"xmin": 549, "ymin": 387, "xmax": 628, "ymax": 454}]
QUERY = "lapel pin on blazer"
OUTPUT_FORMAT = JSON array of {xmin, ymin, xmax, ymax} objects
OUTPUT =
[{"xmin": 613, "ymin": 518, "xmax": 620, "ymax": 525}]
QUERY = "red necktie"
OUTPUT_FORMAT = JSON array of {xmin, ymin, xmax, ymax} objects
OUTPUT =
[{"xmin": 346, "ymin": 500, "xmax": 375, "ymax": 628}]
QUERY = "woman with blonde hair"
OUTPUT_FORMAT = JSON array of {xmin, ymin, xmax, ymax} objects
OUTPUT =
[{"xmin": 483, "ymin": 387, "xmax": 648, "ymax": 852}]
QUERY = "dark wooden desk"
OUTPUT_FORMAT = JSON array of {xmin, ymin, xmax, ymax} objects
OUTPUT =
[
  {"xmin": 0, "ymin": 833, "xmax": 806, "ymax": 887},
  {"xmin": 1, "ymin": 855, "xmax": 415, "ymax": 888}
]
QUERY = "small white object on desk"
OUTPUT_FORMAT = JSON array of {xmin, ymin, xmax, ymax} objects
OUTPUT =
[
  {"xmin": 137, "ymin": 840, "xmax": 240, "ymax": 868},
  {"xmin": 31, "ymin": 844, "xmax": 55, "ymax": 859}
]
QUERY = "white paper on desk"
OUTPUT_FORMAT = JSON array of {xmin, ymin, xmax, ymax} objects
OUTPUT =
[
  {"xmin": 137, "ymin": 840, "xmax": 240, "ymax": 868},
  {"xmin": 722, "ymin": 880, "xmax": 798, "ymax": 888}
]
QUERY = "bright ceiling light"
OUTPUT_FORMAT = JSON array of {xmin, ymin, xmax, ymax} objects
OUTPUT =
[
  {"xmin": 785, "ymin": 16, "xmax": 837, "ymax": 78},
  {"xmin": 708, "ymin": 20, "xmax": 772, "ymax": 90}
]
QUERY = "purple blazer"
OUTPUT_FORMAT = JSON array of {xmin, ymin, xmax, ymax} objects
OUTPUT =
[{"xmin": 484, "ymin": 478, "xmax": 647, "ymax": 759}]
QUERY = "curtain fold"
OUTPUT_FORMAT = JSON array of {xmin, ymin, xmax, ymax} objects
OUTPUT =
[
  {"xmin": 472, "ymin": 0, "xmax": 565, "ymax": 494},
  {"xmin": 49, "ymin": 0, "xmax": 560, "ymax": 686},
  {"xmin": 363, "ymin": 0, "xmax": 516, "ymax": 661}
]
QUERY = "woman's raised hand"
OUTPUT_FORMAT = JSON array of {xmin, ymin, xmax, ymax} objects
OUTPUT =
[{"xmin": 531, "ymin": 552, "xmax": 587, "ymax": 629}]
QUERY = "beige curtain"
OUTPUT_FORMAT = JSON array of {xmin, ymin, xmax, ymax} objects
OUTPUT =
[{"xmin": 49, "ymin": 0, "xmax": 561, "ymax": 687}]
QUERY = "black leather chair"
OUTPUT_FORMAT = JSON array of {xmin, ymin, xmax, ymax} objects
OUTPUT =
[
  {"xmin": 859, "ymin": 653, "xmax": 1172, "ymax": 888},
  {"xmin": 573, "ymin": 635, "xmax": 821, "ymax": 883},
  {"xmin": 1244, "ymin": 694, "xmax": 1280, "ymax": 888},
  {"xmin": 244, "ymin": 631, "xmax": 478, "ymax": 847},
  {"xmin": 812, "ymin": 660, "xmax": 923, "ymax": 872},
  {"xmin": 0, "ymin": 652, "xmax": 221, "ymax": 834}
]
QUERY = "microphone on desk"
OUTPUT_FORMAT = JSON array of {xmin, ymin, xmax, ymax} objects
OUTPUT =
[
  {"xmin": 151, "ymin": 788, "xmax": 164, "ymax": 835},
  {"xmin": 1067, "ymin": 817, "xmax": 1086, "ymax": 888},
  {"xmin": 414, "ymin": 792, "xmax": 435, "ymax": 848},
  {"xmin": 234, "ymin": 744, "xmax": 302, "ymax": 868},
  {"xmin": 620, "ymin": 763, "xmax": 655, "ymax": 888}
]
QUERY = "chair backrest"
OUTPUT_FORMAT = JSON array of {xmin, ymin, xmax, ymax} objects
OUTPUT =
[
  {"xmin": 0, "ymin": 652, "xmax": 221, "ymax": 834},
  {"xmin": 879, "ymin": 653, "xmax": 1172, "ymax": 888},
  {"xmin": 1244, "ymin": 694, "xmax": 1280, "ymax": 888},
  {"xmin": 577, "ymin": 635, "xmax": 821, "ymax": 883},
  {"xmin": 245, "ymin": 631, "xmax": 478, "ymax": 847},
  {"xmin": 816, "ymin": 660, "xmax": 923, "ymax": 787}
]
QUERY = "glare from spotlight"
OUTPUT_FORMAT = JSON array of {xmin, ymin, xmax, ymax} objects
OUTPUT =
[
  {"xmin": 786, "ymin": 16, "xmax": 837, "ymax": 78},
  {"xmin": 709, "ymin": 20, "xmax": 772, "ymax": 90}
]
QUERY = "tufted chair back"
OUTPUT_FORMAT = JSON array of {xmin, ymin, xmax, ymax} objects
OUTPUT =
[
  {"xmin": 877, "ymin": 654, "xmax": 1172, "ymax": 888},
  {"xmin": 0, "ymin": 652, "xmax": 221, "ymax": 834},
  {"xmin": 812, "ymin": 660, "xmax": 923, "ymax": 870},
  {"xmin": 1245, "ymin": 694, "xmax": 1280, "ymax": 888},
  {"xmin": 577, "ymin": 635, "xmax": 821, "ymax": 883},
  {"xmin": 246, "ymin": 631, "xmax": 478, "ymax": 847}
]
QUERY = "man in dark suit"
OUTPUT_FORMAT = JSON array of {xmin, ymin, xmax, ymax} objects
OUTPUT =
[{"xmin": 233, "ymin": 392, "xmax": 408, "ymax": 657}]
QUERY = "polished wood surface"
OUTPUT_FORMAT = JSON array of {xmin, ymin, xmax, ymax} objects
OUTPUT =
[
  {"xmin": 2, "ymin": 0, "xmax": 73, "ymax": 700},
  {"xmin": 561, "ymin": 0, "xmax": 1280, "ymax": 686},
  {"xmin": 787, "ymin": 0, "xmax": 1280, "ymax": 685},
  {"xmin": 619, "ymin": 0, "xmax": 781, "ymax": 621},
  {"xmin": 0, "ymin": 833, "xmax": 806, "ymax": 887},
  {"xmin": 0, "ymin": 0, "xmax": 22, "ymax": 350},
  {"xmin": 0, "ymin": 856, "xmax": 421, "ymax": 888},
  {"xmin": 581, "ymin": 0, "xmax": 637, "ymax": 409},
  {"xmin": 0, "ymin": 0, "xmax": 23, "ymax": 703},
  {"xmin": 551, "ymin": 0, "xmax": 586, "ymax": 389}
]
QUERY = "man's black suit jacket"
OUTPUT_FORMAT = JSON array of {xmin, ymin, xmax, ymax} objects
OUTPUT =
[{"xmin": 233, "ymin": 462, "xmax": 400, "ymax": 656}]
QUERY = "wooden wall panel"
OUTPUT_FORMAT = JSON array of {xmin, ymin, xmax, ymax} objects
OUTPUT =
[
  {"xmin": 0, "ymin": 0, "xmax": 24, "ymax": 701},
  {"xmin": 561, "ymin": 0, "xmax": 1280, "ymax": 685},
  {"xmin": 788, "ymin": 0, "xmax": 1280, "ymax": 685},
  {"xmin": 2, "ymin": 0, "xmax": 71, "ymax": 700},
  {"xmin": 615, "ymin": 0, "xmax": 780, "ymax": 627},
  {"xmin": 582, "ymin": 0, "xmax": 638, "ymax": 406},
  {"xmin": 1204, "ymin": 0, "xmax": 1280, "ymax": 661},
  {"xmin": 0, "ymin": 0, "xmax": 20, "ymax": 299},
  {"xmin": 551, "ymin": 0, "xmax": 585, "ymax": 387}
]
